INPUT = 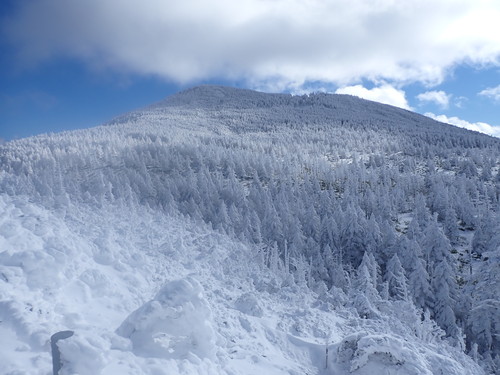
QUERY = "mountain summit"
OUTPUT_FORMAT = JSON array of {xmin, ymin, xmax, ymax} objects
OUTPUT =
[
  {"xmin": 117, "ymin": 85, "xmax": 477, "ymax": 134},
  {"xmin": 1, "ymin": 86, "xmax": 499, "ymax": 374}
]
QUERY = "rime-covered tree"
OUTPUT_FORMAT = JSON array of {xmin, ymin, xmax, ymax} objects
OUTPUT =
[
  {"xmin": 351, "ymin": 261, "xmax": 381, "ymax": 319},
  {"xmin": 467, "ymin": 233, "xmax": 500, "ymax": 367},
  {"xmin": 409, "ymin": 256, "xmax": 433, "ymax": 311},
  {"xmin": 385, "ymin": 254, "xmax": 409, "ymax": 301}
]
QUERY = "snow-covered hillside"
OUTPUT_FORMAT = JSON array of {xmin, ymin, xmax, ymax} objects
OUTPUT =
[
  {"xmin": 1, "ymin": 85, "xmax": 499, "ymax": 374},
  {"xmin": 0, "ymin": 195, "xmax": 348, "ymax": 375}
]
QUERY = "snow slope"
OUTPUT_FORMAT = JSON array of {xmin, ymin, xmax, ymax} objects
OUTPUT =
[
  {"xmin": 0, "ymin": 194, "xmax": 483, "ymax": 375},
  {"xmin": 1, "ymin": 85, "xmax": 496, "ymax": 374},
  {"xmin": 0, "ymin": 194, "xmax": 346, "ymax": 375}
]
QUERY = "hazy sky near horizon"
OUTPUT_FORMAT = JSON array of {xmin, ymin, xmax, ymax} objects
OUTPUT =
[{"xmin": 1, "ymin": 0, "xmax": 500, "ymax": 140}]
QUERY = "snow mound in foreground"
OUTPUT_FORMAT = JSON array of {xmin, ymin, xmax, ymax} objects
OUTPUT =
[{"xmin": 117, "ymin": 277, "xmax": 215, "ymax": 361}]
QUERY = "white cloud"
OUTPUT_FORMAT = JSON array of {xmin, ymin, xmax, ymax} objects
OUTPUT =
[
  {"xmin": 479, "ymin": 85, "xmax": 500, "ymax": 102},
  {"xmin": 416, "ymin": 90, "xmax": 450, "ymax": 109},
  {"xmin": 4, "ymin": 0, "xmax": 500, "ymax": 88},
  {"xmin": 425, "ymin": 112, "xmax": 500, "ymax": 138},
  {"xmin": 453, "ymin": 96, "xmax": 468, "ymax": 109},
  {"xmin": 335, "ymin": 85, "xmax": 411, "ymax": 110}
]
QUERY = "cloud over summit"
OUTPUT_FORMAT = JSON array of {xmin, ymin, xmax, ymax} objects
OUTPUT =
[
  {"xmin": 335, "ymin": 85, "xmax": 411, "ymax": 110},
  {"xmin": 5, "ymin": 0, "xmax": 500, "ymax": 89},
  {"xmin": 426, "ymin": 112, "xmax": 500, "ymax": 138}
]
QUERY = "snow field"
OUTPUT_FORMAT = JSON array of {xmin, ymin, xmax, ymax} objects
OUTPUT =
[{"xmin": 0, "ymin": 195, "xmax": 349, "ymax": 374}]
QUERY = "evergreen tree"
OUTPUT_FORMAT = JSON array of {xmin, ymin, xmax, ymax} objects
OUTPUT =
[
  {"xmin": 467, "ymin": 238, "xmax": 500, "ymax": 364},
  {"xmin": 431, "ymin": 259, "xmax": 459, "ymax": 337},
  {"xmin": 443, "ymin": 206, "xmax": 460, "ymax": 245},
  {"xmin": 359, "ymin": 251, "xmax": 380, "ymax": 290},
  {"xmin": 422, "ymin": 215, "xmax": 459, "ymax": 337},
  {"xmin": 471, "ymin": 210, "xmax": 496, "ymax": 256},
  {"xmin": 338, "ymin": 201, "xmax": 368, "ymax": 267},
  {"xmin": 385, "ymin": 254, "xmax": 409, "ymax": 300},
  {"xmin": 351, "ymin": 263, "xmax": 381, "ymax": 319},
  {"xmin": 413, "ymin": 193, "xmax": 431, "ymax": 229},
  {"xmin": 409, "ymin": 257, "xmax": 433, "ymax": 311}
]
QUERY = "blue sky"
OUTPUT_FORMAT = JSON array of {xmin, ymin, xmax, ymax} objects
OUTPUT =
[{"xmin": 1, "ymin": 0, "xmax": 500, "ymax": 141}]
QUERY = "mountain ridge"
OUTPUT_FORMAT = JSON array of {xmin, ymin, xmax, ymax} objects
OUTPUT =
[{"xmin": 105, "ymin": 85, "xmax": 496, "ymax": 145}]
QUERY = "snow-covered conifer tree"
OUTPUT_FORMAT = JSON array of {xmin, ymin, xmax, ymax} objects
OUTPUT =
[
  {"xmin": 409, "ymin": 257, "xmax": 433, "ymax": 311},
  {"xmin": 351, "ymin": 262, "xmax": 381, "ymax": 319},
  {"xmin": 385, "ymin": 254, "xmax": 409, "ymax": 301}
]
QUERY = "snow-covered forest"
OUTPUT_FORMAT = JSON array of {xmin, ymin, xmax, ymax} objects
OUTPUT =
[{"xmin": 1, "ymin": 85, "xmax": 499, "ymax": 374}]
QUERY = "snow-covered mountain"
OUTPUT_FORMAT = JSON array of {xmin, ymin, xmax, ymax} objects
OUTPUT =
[{"xmin": 1, "ymin": 85, "xmax": 499, "ymax": 374}]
